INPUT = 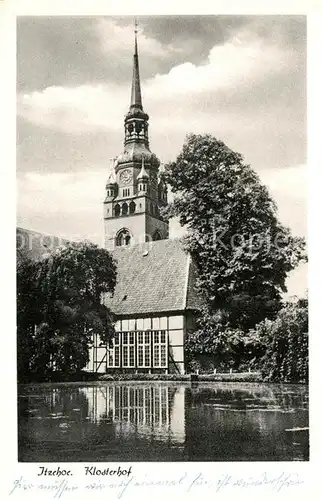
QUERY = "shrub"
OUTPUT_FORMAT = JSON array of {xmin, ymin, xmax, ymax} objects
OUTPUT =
[{"xmin": 253, "ymin": 297, "xmax": 308, "ymax": 383}]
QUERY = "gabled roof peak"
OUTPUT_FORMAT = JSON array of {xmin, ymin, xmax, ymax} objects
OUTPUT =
[{"xmin": 104, "ymin": 238, "xmax": 203, "ymax": 315}]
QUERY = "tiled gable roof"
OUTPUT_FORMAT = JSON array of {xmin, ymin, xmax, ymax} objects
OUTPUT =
[
  {"xmin": 16, "ymin": 228, "xmax": 202, "ymax": 315},
  {"xmin": 105, "ymin": 239, "xmax": 202, "ymax": 316}
]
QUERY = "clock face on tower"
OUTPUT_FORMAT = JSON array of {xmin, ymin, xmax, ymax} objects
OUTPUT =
[{"xmin": 119, "ymin": 169, "xmax": 132, "ymax": 185}]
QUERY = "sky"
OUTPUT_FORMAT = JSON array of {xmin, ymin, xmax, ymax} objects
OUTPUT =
[{"xmin": 16, "ymin": 15, "xmax": 307, "ymax": 296}]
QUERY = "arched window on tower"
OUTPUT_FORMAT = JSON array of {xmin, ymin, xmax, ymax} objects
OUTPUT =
[
  {"xmin": 114, "ymin": 204, "xmax": 121, "ymax": 217},
  {"xmin": 122, "ymin": 202, "xmax": 128, "ymax": 216},
  {"xmin": 129, "ymin": 201, "xmax": 136, "ymax": 214},
  {"xmin": 116, "ymin": 229, "xmax": 131, "ymax": 247}
]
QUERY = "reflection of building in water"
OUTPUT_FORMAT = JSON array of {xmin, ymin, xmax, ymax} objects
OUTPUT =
[
  {"xmin": 170, "ymin": 386, "xmax": 185, "ymax": 442},
  {"xmin": 80, "ymin": 384, "xmax": 185, "ymax": 443}
]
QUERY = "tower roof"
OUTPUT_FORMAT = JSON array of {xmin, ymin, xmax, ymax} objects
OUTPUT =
[
  {"xmin": 117, "ymin": 19, "xmax": 159, "ymax": 170},
  {"xmin": 130, "ymin": 20, "xmax": 143, "ymax": 112},
  {"xmin": 137, "ymin": 157, "xmax": 149, "ymax": 180},
  {"xmin": 106, "ymin": 170, "xmax": 116, "ymax": 186},
  {"xmin": 106, "ymin": 169, "xmax": 116, "ymax": 186}
]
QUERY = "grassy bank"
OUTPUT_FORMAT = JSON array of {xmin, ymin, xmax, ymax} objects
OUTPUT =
[{"xmin": 18, "ymin": 371, "xmax": 263, "ymax": 385}]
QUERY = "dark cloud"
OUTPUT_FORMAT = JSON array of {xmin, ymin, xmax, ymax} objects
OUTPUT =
[
  {"xmin": 246, "ymin": 15, "xmax": 306, "ymax": 49},
  {"xmin": 17, "ymin": 16, "xmax": 180, "ymax": 91},
  {"xmin": 139, "ymin": 15, "xmax": 250, "ymax": 59},
  {"xmin": 17, "ymin": 17, "xmax": 99, "ymax": 92},
  {"xmin": 17, "ymin": 15, "xmax": 306, "ymax": 177},
  {"xmin": 17, "ymin": 16, "xmax": 306, "ymax": 93},
  {"xmin": 136, "ymin": 15, "xmax": 305, "ymax": 64}
]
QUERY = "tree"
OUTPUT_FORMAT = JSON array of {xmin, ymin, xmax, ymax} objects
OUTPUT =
[
  {"xmin": 163, "ymin": 134, "xmax": 306, "ymax": 332},
  {"xmin": 252, "ymin": 297, "xmax": 308, "ymax": 382},
  {"xmin": 17, "ymin": 241, "xmax": 117, "ymax": 381},
  {"xmin": 185, "ymin": 308, "xmax": 266, "ymax": 372},
  {"xmin": 17, "ymin": 258, "xmax": 44, "ymax": 380}
]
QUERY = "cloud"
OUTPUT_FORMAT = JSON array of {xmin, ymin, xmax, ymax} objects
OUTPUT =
[
  {"xmin": 18, "ymin": 84, "xmax": 126, "ymax": 134},
  {"xmin": 16, "ymin": 16, "xmax": 187, "ymax": 93},
  {"xmin": 17, "ymin": 30, "xmax": 297, "ymax": 134},
  {"xmin": 17, "ymin": 23, "xmax": 305, "ymax": 172},
  {"xmin": 95, "ymin": 18, "xmax": 175, "ymax": 59},
  {"xmin": 17, "ymin": 16, "xmax": 306, "ymax": 93},
  {"xmin": 146, "ymin": 33, "xmax": 290, "ymax": 99}
]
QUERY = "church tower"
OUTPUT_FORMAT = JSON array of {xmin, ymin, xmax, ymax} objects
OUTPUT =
[{"xmin": 103, "ymin": 22, "xmax": 169, "ymax": 250}]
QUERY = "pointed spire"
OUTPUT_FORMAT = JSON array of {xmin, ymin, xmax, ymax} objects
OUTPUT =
[
  {"xmin": 106, "ymin": 170, "xmax": 116, "ymax": 185},
  {"xmin": 137, "ymin": 156, "xmax": 149, "ymax": 180},
  {"xmin": 106, "ymin": 157, "xmax": 117, "ymax": 185},
  {"xmin": 130, "ymin": 18, "xmax": 143, "ymax": 110}
]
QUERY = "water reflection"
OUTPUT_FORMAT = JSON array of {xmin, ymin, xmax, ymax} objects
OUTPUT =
[
  {"xmin": 18, "ymin": 382, "xmax": 309, "ymax": 462},
  {"xmin": 79, "ymin": 385, "xmax": 185, "ymax": 444},
  {"xmin": 184, "ymin": 384, "xmax": 308, "ymax": 461}
]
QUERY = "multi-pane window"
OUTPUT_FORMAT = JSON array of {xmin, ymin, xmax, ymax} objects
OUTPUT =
[
  {"xmin": 137, "ymin": 330, "xmax": 151, "ymax": 368},
  {"xmin": 153, "ymin": 330, "xmax": 167, "ymax": 367},
  {"xmin": 107, "ymin": 333, "xmax": 121, "ymax": 367},
  {"xmin": 106, "ymin": 328, "xmax": 168, "ymax": 369},
  {"xmin": 122, "ymin": 331, "xmax": 135, "ymax": 367}
]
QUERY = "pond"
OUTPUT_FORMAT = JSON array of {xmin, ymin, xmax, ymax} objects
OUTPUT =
[{"xmin": 18, "ymin": 382, "xmax": 309, "ymax": 462}]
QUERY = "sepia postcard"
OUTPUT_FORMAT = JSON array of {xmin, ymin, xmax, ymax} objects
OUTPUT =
[{"xmin": 1, "ymin": 0, "xmax": 321, "ymax": 499}]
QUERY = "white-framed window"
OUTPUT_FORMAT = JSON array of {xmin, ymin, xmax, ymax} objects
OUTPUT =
[
  {"xmin": 137, "ymin": 330, "xmax": 151, "ymax": 368},
  {"xmin": 107, "ymin": 332, "xmax": 121, "ymax": 367},
  {"xmin": 153, "ymin": 330, "xmax": 168, "ymax": 367},
  {"xmin": 105, "ymin": 326, "xmax": 168, "ymax": 369},
  {"xmin": 122, "ymin": 331, "xmax": 135, "ymax": 367}
]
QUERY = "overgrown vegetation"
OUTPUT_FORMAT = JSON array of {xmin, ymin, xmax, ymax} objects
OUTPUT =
[
  {"xmin": 253, "ymin": 297, "xmax": 308, "ymax": 383},
  {"xmin": 17, "ymin": 241, "xmax": 117, "ymax": 382},
  {"xmin": 164, "ymin": 134, "xmax": 308, "ymax": 382},
  {"xmin": 98, "ymin": 372, "xmax": 261, "ymax": 382}
]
